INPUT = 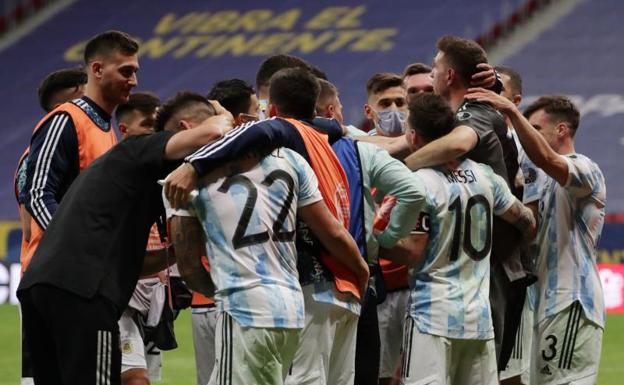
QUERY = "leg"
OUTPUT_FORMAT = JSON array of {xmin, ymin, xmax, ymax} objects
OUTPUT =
[
  {"xmin": 399, "ymin": 317, "xmax": 450, "ymax": 385},
  {"xmin": 355, "ymin": 288, "xmax": 380, "ymax": 385},
  {"xmin": 119, "ymin": 310, "xmax": 149, "ymax": 385},
  {"xmin": 453, "ymin": 339, "xmax": 498, "ymax": 385},
  {"xmin": 379, "ymin": 290, "xmax": 410, "ymax": 385},
  {"xmin": 329, "ymin": 307, "xmax": 359, "ymax": 385},
  {"xmin": 192, "ymin": 309, "xmax": 217, "ymax": 385}
]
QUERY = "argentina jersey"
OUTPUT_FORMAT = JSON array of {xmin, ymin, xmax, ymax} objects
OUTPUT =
[
  {"xmin": 532, "ymin": 153, "xmax": 606, "ymax": 328},
  {"xmin": 408, "ymin": 159, "xmax": 515, "ymax": 340},
  {"xmin": 191, "ymin": 148, "xmax": 322, "ymax": 329}
]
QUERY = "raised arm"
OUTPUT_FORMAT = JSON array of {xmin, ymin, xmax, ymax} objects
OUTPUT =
[{"xmin": 298, "ymin": 200, "xmax": 370, "ymax": 297}]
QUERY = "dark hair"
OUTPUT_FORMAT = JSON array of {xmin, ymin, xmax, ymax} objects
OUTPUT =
[
  {"xmin": 437, "ymin": 35, "xmax": 487, "ymax": 87},
  {"xmin": 523, "ymin": 95, "xmax": 580, "ymax": 135},
  {"xmin": 408, "ymin": 93, "xmax": 457, "ymax": 142},
  {"xmin": 269, "ymin": 68, "xmax": 320, "ymax": 120},
  {"xmin": 366, "ymin": 73, "xmax": 403, "ymax": 97},
  {"xmin": 155, "ymin": 92, "xmax": 216, "ymax": 132},
  {"xmin": 316, "ymin": 79, "xmax": 338, "ymax": 109},
  {"xmin": 495, "ymin": 66, "xmax": 523, "ymax": 95},
  {"xmin": 207, "ymin": 79, "xmax": 255, "ymax": 117},
  {"xmin": 115, "ymin": 92, "xmax": 160, "ymax": 123},
  {"xmin": 84, "ymin": 30, "xmax": 139, "ymax": 64},
  {"xmin": 403, "ymin": 63, "xmax": 432, "ymax": 78},
  {"xmin": 37, "ymin": 67, "xmax": 87, "ymax": 111},
  {"xmin": 256, "ymin": 54, "xmax": 325, "ymax": 89}
]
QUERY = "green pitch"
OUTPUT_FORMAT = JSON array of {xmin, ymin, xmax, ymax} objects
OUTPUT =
[{"xmin": 1, "ymin": 304, "xmax": 623, "ymax": 384}]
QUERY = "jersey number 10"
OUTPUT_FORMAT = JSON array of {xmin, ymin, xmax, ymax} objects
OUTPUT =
[{"xmin": 448, "ymin": 194, "xmax": 492, "ymax": 262}]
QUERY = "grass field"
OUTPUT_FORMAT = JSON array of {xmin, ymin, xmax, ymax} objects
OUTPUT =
[{"xmin": 0, "ymin": 305, "xmax": 622, "ymax": 384}]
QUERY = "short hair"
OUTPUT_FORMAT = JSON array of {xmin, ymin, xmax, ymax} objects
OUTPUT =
[
  {"xmin": 437, "ymin": 35, "xmax": 487, "ymax": 87},
  {"xmin": 37, "ymin": 68, "xmax": 87, "ymax": 111},
  {"xmin": 523, "ymin": 95, "xmax": 580, "ymax": 135},
  {"xmin": 403, "ymin": 63, "xmax": 432, "ymax": 78},
  {"xmin": 408, "ymin": 93, "xmax": 457, "ymax": 142},
  {"xmin": 316, "ymin": 79, "xmax": 338, "ymax": 109},
  {"xmin": 155, "ymin": 92, "xmax": 216, "ymax": 132},
  {"xmin": 255, "ymin": 54, "xmax": 325, "ymax": 89},
  {"xmin": 269, "ymin": 68, "xmax": 320, "ymax": 120},
  {"xmin": 84, "ymin": 30, "xmax": 139, "ymax": 64},
  {"xmin": 207, "ymin": 79, "xmax": 255, "ymax": 117},
  {"xmin": 115, "ymin": 92, "xmax": 160, "ymax": 123},
  {"xmin": 366, "ymin": 73, "xmax": 404, "ymax": 97},
  {"xmin": 495, "ymin": 66, "xmax": 523, "ymax": 95}
]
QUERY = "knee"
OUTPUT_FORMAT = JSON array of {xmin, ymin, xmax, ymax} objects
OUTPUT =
[{"xmin": 121, "ymin": 368, "xmax": 150, "ymax": 385}]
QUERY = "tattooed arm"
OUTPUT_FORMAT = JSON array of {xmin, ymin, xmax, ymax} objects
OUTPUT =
[
  {"xmin": 499, "ymin": 199, "xmax": 537, "ymax": 241},
  {"xmin": 169, "ymin": 215, "xmax": 216, "ymax": 297}
]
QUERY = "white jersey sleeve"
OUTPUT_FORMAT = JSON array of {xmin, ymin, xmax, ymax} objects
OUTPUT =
[
  {"xmin": 563, "ymin": 154, "xmax": 604, "ymax": 198},
  {"xmin": 484, "ymin": 165, "xmax": 516, "ymax": 215}
]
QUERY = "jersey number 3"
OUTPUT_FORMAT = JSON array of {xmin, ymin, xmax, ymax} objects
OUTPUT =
[{"xmin": 218, "ymin": 170, "xmax": 296, "ymax": 249}]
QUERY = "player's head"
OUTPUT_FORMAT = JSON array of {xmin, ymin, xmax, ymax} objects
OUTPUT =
[
  {"xmin": 496, "ymin": 66, "xmax": 523, "ymax": 106},
  {"xmin": 37, "ymin": 67, "xmax": 87, "ymax": 112},
  {"xmin": 255, "ymin": 54, "xmax": 326, "ymax": 118},
  {"xmin": 83, "ymin": 30, "xmax": 140, "ymax": 108},
  {"xmin": 207, "ymin": 79, "xmax": 259, "ymax": 125},
  {"xmin": 403, "ymin": 62, "xmax": 433, "ymax": 101},
  {"xmin": 155, "ymin": 92, "xmax": 217, "ymax": 133},
  {"xmin": 115, "ymin": 92, "xmax": 160, "ymax": 139},
  {"xmin": 432, "ymin": 35, "xmax": 487, "ymax": 98},
  {"xmin": 268, "ymin": 68, "xmax": 320, "ymax": 120},
  {"xmin": 523, "ymin": 95, "xmax": 580, "ymax": 152},
  {"xmin": 315, "ymin": 79, "xmax": 344, "ymax": 124},
  {"xmin": 364, "ymin": 72, "xmax": 407, "ymax": 137},
  {"xmin": 406, "ymin": 93, "xmax": 457, "ymax": 152}
]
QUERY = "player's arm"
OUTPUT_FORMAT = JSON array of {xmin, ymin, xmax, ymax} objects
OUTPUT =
[
  {"xmin": 169, "ymin": 215, "xmax": 216, "ymax": 297},
  {"xmin": 141, "ymin": 246, "xmax": 176, "ymax": 276},
  {"xmin": 19, "ymin": 205, "xmax": 32, "ymax": 242},
  {"xmin": 403, "ymin": 125, "xmax": 478, "ymax": 170},
  {"xmin": 498, "ymin": 199, "xmax": 537, "ymax": 240},
  {"xmin": 465, "ymin": 88, "xmax": 568, "ymax": 185},
  {"xmin": 378, "ymin": 233, "xmax": 428, "ymax": 265},
  {"xmin": 298, "ymin": 200, "xmax": 370, "ymax": 297},
  {"xmin": 23, "ymin": 113, "xmax": 78, "ymax": 230},
  {"xmin": 355, "ymin": 135, "xmax": 412, "ymax": 158}
]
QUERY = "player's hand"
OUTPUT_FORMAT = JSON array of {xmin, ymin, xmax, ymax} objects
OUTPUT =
[
  {"xmin": 465, "ymin": 87, "xmax": 516, "ymax": 115},
  {"xmin": 164, "ymin": 163, "xmax": 198, "ymax": 209},
  {"xmin": 357, "ymin": 263, "xmax": 370, "ymax": 299},
  {"xmin": 470, "ymin": 63, "xmax": 496, "ymax": 88},
  {"xmin": 207, "ymin": 100, "xmax": 235, "ymax": 134}
]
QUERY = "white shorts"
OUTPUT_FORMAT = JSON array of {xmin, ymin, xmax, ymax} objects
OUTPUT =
[
  {"xmin": 500, "ymin": 296, "xmax": 534, "ymax": 383},
  {"xmin": 285, "ymin": 286, "xmax": 359, "ymax": 385},
  {"xmin": 192, "ymin": 307, "xmax": 218, "ymax": 385},
  {"xmin": 118, "ymin": 309, "xmax": 162, "ymax": 381},
  {"xmin": 400, "ymin": 317, "xmax": 498, "ymax": 385},
  {"xmin": 531, "ymin": 301, "xmax": 603, "ymax": 385},
  {"xmin": 208, "ymin": 311, "xmax": 300, "ymax": 385},
  {"xmin": 378, "ymin": 289, "xmax": 410, "ymax": 378}
]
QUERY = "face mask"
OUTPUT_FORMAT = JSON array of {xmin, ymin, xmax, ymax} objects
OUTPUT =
[
  {"xmin": 376, "ymin": 110, "xmax": 406, "ymax": 137},
  {"xmin": 258, "ymin": 99, "xmax": 269, "ymax": 120}
]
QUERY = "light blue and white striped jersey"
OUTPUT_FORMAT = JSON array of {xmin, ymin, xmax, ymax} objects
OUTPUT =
[
  {"xmin": 190, "ymin": 148, "xmax": 322, "ymax": 329},
  {"xmin": 525, "ymin": 153, "xmax": 606, "ymax": 328},
  {"xmin": 408, "ymin": 159, "xmax": 516, "ymax": 340}
]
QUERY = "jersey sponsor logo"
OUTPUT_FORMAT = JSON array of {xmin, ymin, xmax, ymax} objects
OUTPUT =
[
  {"xmin": 456, "ymin": 111, "xmax": 473, "ymax": 121},
  {"xmin": 524, "ymin": 167, "xmax": 537, "ymax": 184},
  {"xmin": 444, "ymin": 169, "xmax": 477, "ymax": 184}
]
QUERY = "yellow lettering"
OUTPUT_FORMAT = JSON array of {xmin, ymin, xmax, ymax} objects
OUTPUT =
[
  {"xmin": 236, "ymin": 10, "xmax": 274, "ymax": 32},
  {"xmin": 264, "ymin": 9, "xmax": 301, "ymax": 31},
  {"xmin": 154, "ymin": 12, "xmax": 208, "ymax": 35},
  {"xmin": 281, "ymin": 32, "xmax": 334, "ymax": 54},
  {"xmin": 306, "ymin": 6, "xmax": 365, "ymax": 29},
  {"xmin": 139, "ymin": 37, "xmax": 183, "ymax": 59},
  {"xmin": 249, "ymin": 33, "xmax": 293, "ymax": 56},
  {"xmin": 172, "ymin": 36, "xmax": 214, "ymax": 58},
  {"xmin": 0, "ymin": 222, "xmax": 20, "ymax": 260},
  {"xmin": 64, "ymin": 40, "xmax": 86, "ymax": 62},
  {"xmin": 197, "ymin": 11, "xmax": 240, "ymax": 33},
  {"xmin": 349, "ymin": 28, "xmax": 397, "ymax": 52},
  {"xmin": 194, "ymin": 35, "xmax": 229, "ymax": 58},
  {"xmin": 325, "ymin": 30, "xmax": 366, "ymax": 52},
  {"xmin": 211, "ymin": 34, "xmax": 264, "ymax": 57}
]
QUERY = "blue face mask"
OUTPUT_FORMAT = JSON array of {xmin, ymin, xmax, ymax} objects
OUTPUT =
[{"xmin": 376, "ymin": 110, "xmax": 407, "ymax": 137}]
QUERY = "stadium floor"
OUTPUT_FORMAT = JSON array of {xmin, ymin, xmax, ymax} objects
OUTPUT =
[{"xmin": 0, "ymin": 305, "xmax": 622, "ymax": 384}]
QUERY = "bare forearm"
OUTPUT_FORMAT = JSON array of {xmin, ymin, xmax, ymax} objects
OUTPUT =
[
  {"xmin": 404, "ymin": 126, "xmax": 476, "ymax": 170},
  {"xmin": 141, "ymin": 247, "xmax": 175, "ymax": 276},
  {"xmin": 500, "ymin": 200, "xmax": 537, "ymax": 240}
]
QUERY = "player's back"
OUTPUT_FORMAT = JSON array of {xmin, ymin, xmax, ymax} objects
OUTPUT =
[
  {"xmin": 409, "ymin": 158, "xmax": 515, "ymax": 340},
  {"xmin": 192, "ymin": 147, "xmax": 321, "ymax": 329}
]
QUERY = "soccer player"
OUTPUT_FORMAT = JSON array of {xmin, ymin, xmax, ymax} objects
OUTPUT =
[
  {"xmin": 364, "ymin": 73, "xmax": 408, "ymax": 137},
  {"xmin": 466, "ymin": 89, "xmax": 606, "ymax": 385},
  {"xmin": 21, "ymin": 30, "xmax": 139, "ymax": 273},
  {"xmin": 207, "ymin": 78, "xmax": 259, "ymax": 125},
  {"xmin": 496, "ymin": 66, "xmax": 535, "ymax": 385},
  {"xmin": 315, "ymin": 78, "xmax": 344, "ymax": 124},
  {"xmin": 16, "ymin": 96, "xmax": 234, "ymax": 385},
  {"xmin": 403, "ymin": 62, "xmax": 433, "ymax": 101},
  {"xmin": 382, "ymin": 92, "xmax": 536, "ymax": 385},
  {"xmin": 116, "ymin": 92, "xmax": 160, "ymax": 138},
  {"xmin": 160, "ymin": 93, "xmax": 366, "ymax": 385},
  {"xmin": 13, "ymin": 66, "xmax": 87, "ymax": 385}
]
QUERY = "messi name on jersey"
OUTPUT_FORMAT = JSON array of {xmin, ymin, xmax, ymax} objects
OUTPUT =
[{"xmin": 444, "ymin": 169, "xmax": 477, "ymax": 184}]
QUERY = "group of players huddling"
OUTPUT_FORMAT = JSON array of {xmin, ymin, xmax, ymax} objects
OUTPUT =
[{"xmin": 13, "ymin": 30, "xmax": 605, "ymax": 385}]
